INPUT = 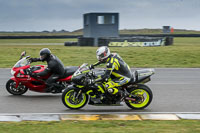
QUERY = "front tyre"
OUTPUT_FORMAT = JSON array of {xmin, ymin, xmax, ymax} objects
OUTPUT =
[
  {"xmin": 125, "ymin": 84, "xmax": 153, "ymax": 109},
  {"xmin": 62, "ymin": 88, "xmax": 88, "ymax": 110},
  {"xmin": 6, "ymin": 79, "xmax": 28, "ymax": 95}
]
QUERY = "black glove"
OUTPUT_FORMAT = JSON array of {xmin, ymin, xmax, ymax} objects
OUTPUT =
[
  {"xmin": 89, "ymin": 64, "xmax": 94, "ymax": 70},
  {"xmin": 89, "ymin": 79, "xmax": 95, "ymax": 85},
  {"xmin": 29, "ymin": 58, "xmax": 40, "ymax": 63},
  {"xmin": 84, "ymin": 78, "xmax": 95, "ymax": 85}
]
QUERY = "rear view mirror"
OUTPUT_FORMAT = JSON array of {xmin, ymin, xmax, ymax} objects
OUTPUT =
[
  {"xmin": 20, "ymin": 51, "xmax": 26, "ymax": 60},
  {"xmin": 21, "ymin": 51, "xmax": 26, "ymax": 56}
]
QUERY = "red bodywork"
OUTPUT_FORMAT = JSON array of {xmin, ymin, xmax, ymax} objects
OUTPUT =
[{"xmin": 10, "ymin": 65, "xmax": 72, "ymax": 93}]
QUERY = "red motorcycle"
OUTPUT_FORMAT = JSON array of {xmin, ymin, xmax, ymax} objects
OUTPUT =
[{"xmin": 6, "ymin": 51, "xmax": 78, "ymax": 95}]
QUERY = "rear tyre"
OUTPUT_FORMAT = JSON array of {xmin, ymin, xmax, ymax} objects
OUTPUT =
[
  {"xmin": 6, "ymin": 79, "xmax": 28, "ymax": 95},
  {"xmin": 125, "ymin": 84, "xmax": 153, "ymax": 109},
  {"xmin": 62, "ymin": 88, "xmax": 88, "ymax": 109}
]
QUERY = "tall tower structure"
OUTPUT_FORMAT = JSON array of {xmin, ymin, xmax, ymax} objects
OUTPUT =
[{"xmin": 83, "ymin": 12, "xmax": 119, "ymax": 46}]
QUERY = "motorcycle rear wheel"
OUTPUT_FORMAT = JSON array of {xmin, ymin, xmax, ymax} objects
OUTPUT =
[
  {"xmin": 6, "ymin": 79, "xmax": 28, "ymax": 95},
  {"xmin": 125, "ymin": 84, "xmax": 153, "ymax": 109},
  {"xmin": 62, "ymin": 88, "xmax": 88, "ymax": 109}
]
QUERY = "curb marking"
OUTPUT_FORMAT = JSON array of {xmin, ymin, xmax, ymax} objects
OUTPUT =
[
  {"xmin": 61, "ymin": 114, "xmax": 141, "ymax": 121},
  {"xmin": 0, "ymin": 116, "xmax": 21, "ymax": 122},
  {"xmin": 0, "ymin": 114, "xmax": 200, "ymax": 122},
  {"xmin": 177, "ymin": 114, "xmax": 200, "ymax": 120},
  {"xmin": 21, "ymin": 114, "xmax": 60, "ymax": 121},
  {"xmin": 140, "ymin": 114, "xmax": 180, "ymax": 120},
  {"xmin": 61, "ymin": 115, "xmax": 100, "ymax": 121}
]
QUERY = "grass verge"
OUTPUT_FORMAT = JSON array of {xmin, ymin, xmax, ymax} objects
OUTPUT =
[
  {"xmin": 0, "ymin": 38, "xmax": 77, "ymax": 44},
  {"xmin": 0, "ymin": 37, "xmax": 200, "ymax": 68},
  {"xmin": 0, "ymin": 120, "xmax": 200, "ymax": 133}
]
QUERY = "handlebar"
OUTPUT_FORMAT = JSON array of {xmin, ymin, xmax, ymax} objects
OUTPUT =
[{"xmin": 26, "ymin": 56, "xmax": 31, "ymax": 59}]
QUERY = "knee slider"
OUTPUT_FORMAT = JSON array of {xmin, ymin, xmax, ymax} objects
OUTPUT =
[{"xmin": 108, "ymin": 88, "xmax": 114, "ymax": 93}]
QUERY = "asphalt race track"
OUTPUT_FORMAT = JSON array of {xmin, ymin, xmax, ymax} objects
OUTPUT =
[{"xmin": 0, "ymin": 68, "xmax": 200, "ymax": 114}]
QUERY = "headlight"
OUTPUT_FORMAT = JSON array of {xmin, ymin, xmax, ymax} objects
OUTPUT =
[
  {"xmin": 11, "ymin": 69, "xmax": 16, "ymax": 75},
  {"xmin": 150, "ymin": 68, "xmax": 155, "ymax": 75}
]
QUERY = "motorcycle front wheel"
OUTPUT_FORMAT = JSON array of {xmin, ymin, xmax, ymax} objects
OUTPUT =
[
  {"xmin": 125, "ymin": 84, "xmax": 153, "ymax": 109},
  {"xmin": 6, "ymin": 79, "xmax": 28, "ymax": 95},
  {"xmin": 62, "ymin": 88, "xmax": 88, "ymax": 110}
]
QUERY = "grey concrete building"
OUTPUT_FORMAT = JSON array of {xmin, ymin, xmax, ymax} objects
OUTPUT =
[
  {"xmin": 163, "ymin": 26, "xmax": 171, "ymax": 33},
  {"xmin": 83, "ymin": 13, "xmax": 119, "ymax": 46}
]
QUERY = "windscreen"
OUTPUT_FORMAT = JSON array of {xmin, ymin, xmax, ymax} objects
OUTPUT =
[
  {"xmin": 73, "ymin": 63, "xmax": 89, "ymax": 77},
  {"xmin": 13, "ymin": 58, "xmax": 29, "ymax": 68}
]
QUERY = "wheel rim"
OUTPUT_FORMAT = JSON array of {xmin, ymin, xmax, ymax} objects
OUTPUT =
[
  {"xmin": 9, "ymin": 81, "xmax": 27, "ymax": 93},
  {"xmin": 128, "ymin": 89, "xmax": 150, "ymax": 108},
  {"xmin": 64, "ymin": 90, "xmax": 87, "ymax": 108}
]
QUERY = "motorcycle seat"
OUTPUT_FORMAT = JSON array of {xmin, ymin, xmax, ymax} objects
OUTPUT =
[
  {"xmin": 130, "ymin": 69, "xmax": 154, "ymax": 84},
  {"xmin": 129, "ymin": 71, "xmax": 138, "ymax": 84},
  {"xmin": 62, "ymin": 66, "xmax": 79, "ymax": 78}
]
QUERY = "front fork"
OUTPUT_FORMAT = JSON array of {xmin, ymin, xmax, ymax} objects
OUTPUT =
[
  {"xmin": 75, "ymin": 89, "xmax": 82, "ymax": 99},
  {"xmin": 15, "ymin": 81, "xmax": 20, "ymax": 88},
  {"xmin": 10, "ymin": 77, "xmax": 20, "ymax": 88}
]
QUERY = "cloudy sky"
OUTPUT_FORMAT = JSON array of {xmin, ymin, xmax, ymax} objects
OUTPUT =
[{"xmin": 0, "ymin": 0, "xmax": 200, "ymax": 31}]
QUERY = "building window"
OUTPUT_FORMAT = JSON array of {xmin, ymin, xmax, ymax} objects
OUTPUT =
[
  {"xmin": 97, "ymin": 16, "xmax": 104, "ymax": 24},
  {"xmin": 84, "ymin": 15, "xmax": 89, "ymax": 25},
  {"xmin": 111, "ymin": 15, "xmax": 115, "ymax": 24},
  {"xmin": 97, "ymin": 15, "xmax": 115, "ymax": 24}
]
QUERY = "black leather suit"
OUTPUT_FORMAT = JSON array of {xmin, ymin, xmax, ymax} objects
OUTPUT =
[{"xmin": 32, "ymin": 54, "xmax": 65, "ymax": 89}]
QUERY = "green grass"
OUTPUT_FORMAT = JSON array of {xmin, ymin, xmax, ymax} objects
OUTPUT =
[
  {"xmin": 0, "ymin": 31, "xmax": 82, "ymax": 36},
  {"xmin": 0, "ymin": 38, "xmax": 77, "ymax": 44},
  {"xmin": 119, "ymin": 29, "xmax": 200, "ymax": 34},
  {"xmin": 0, "ymin": 120, "xmax": 200, "ymax": 133},
  {"xmin": 0, "ymin": 37, "xmax": 200, "ymax": 68}
]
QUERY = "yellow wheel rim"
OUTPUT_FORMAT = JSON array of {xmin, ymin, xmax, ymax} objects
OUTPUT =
[
  {"xmin": 129, "ymin": 89, "xmax": 150, "ymax": 108},
  {"xmin": 64, "ymin": 90, "xmax": 87, "ymax": 109}
]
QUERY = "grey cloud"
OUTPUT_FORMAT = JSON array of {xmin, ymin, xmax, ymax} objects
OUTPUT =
[{"xmin": 0, "ymin": 0, "xmax": 200, "ymax": 31}]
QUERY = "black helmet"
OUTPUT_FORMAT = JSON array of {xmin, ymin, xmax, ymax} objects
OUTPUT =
[{"xmin": 39, "ymin": 48, "xmax": 51, "ymax": 61}]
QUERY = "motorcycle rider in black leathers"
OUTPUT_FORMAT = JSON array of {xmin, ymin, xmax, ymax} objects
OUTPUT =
[
  {"xmin": 90, "ymin": 46, "xmax": 132, "ymax": 96},
  {"xmin": 29, "ymin": 48, "xmax": 65, "ymax": 92}
]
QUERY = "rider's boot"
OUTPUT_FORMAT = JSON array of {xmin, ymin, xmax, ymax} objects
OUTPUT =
[
  {"xmin": 88, "ymin": 94, "xmax": 102, "ymax": 105},
  {"xmin": 44, "ymin": 84, "xmax": 54, "ymax": 92},
  {"xmin": 88, "ymin": 97, "xmax": 102, "ymax": 105},
  {"xmin": 107, "ymin": 88, "xmax": 119, "ymax": 95},
  {"xmin": 108, "ymin": 88, "xmax": 124, "ymax": 96}
]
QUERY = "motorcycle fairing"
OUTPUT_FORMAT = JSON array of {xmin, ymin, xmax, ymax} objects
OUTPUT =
[{"xmin": 132, "ymin": 69, "xmax": 155, "ymax": 84}]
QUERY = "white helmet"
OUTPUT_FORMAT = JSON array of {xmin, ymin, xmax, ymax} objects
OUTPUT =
[{"xmin": 96, "ymin": 46, "xmax": 110, "ymax": 62}]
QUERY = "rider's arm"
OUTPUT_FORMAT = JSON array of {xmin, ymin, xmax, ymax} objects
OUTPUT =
[
  {"xmin": 30, "ymin": 58, "xmax": 41, "ymax": 62},
  {"xmin": 89, "ymin": 61, "xmax": 101, "ymax": 70},
  {"xmin": 95, "ymin": 62, "xmax": 114, "ymax": 82},
  {"xmin": 93, "ymin": 61, "xmax": 102, "ymax": 67}
]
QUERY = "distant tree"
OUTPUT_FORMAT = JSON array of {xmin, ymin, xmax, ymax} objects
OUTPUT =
[
  {"xmin": 42, "ymin": 30, "xmax": 49, "ymax": 33},
  {"xmin": 60, "ymin": 29, "xmax": 69, "ymax": 32},
  {"xmin": 52, "ymin": 29, "xmax": 57, "ymax": 33}
]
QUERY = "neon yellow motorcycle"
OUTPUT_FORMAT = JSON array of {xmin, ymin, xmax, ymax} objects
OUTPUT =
[{"xmin": 62, "ymin": 63, "xmax": 154, "ymax": 110}]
